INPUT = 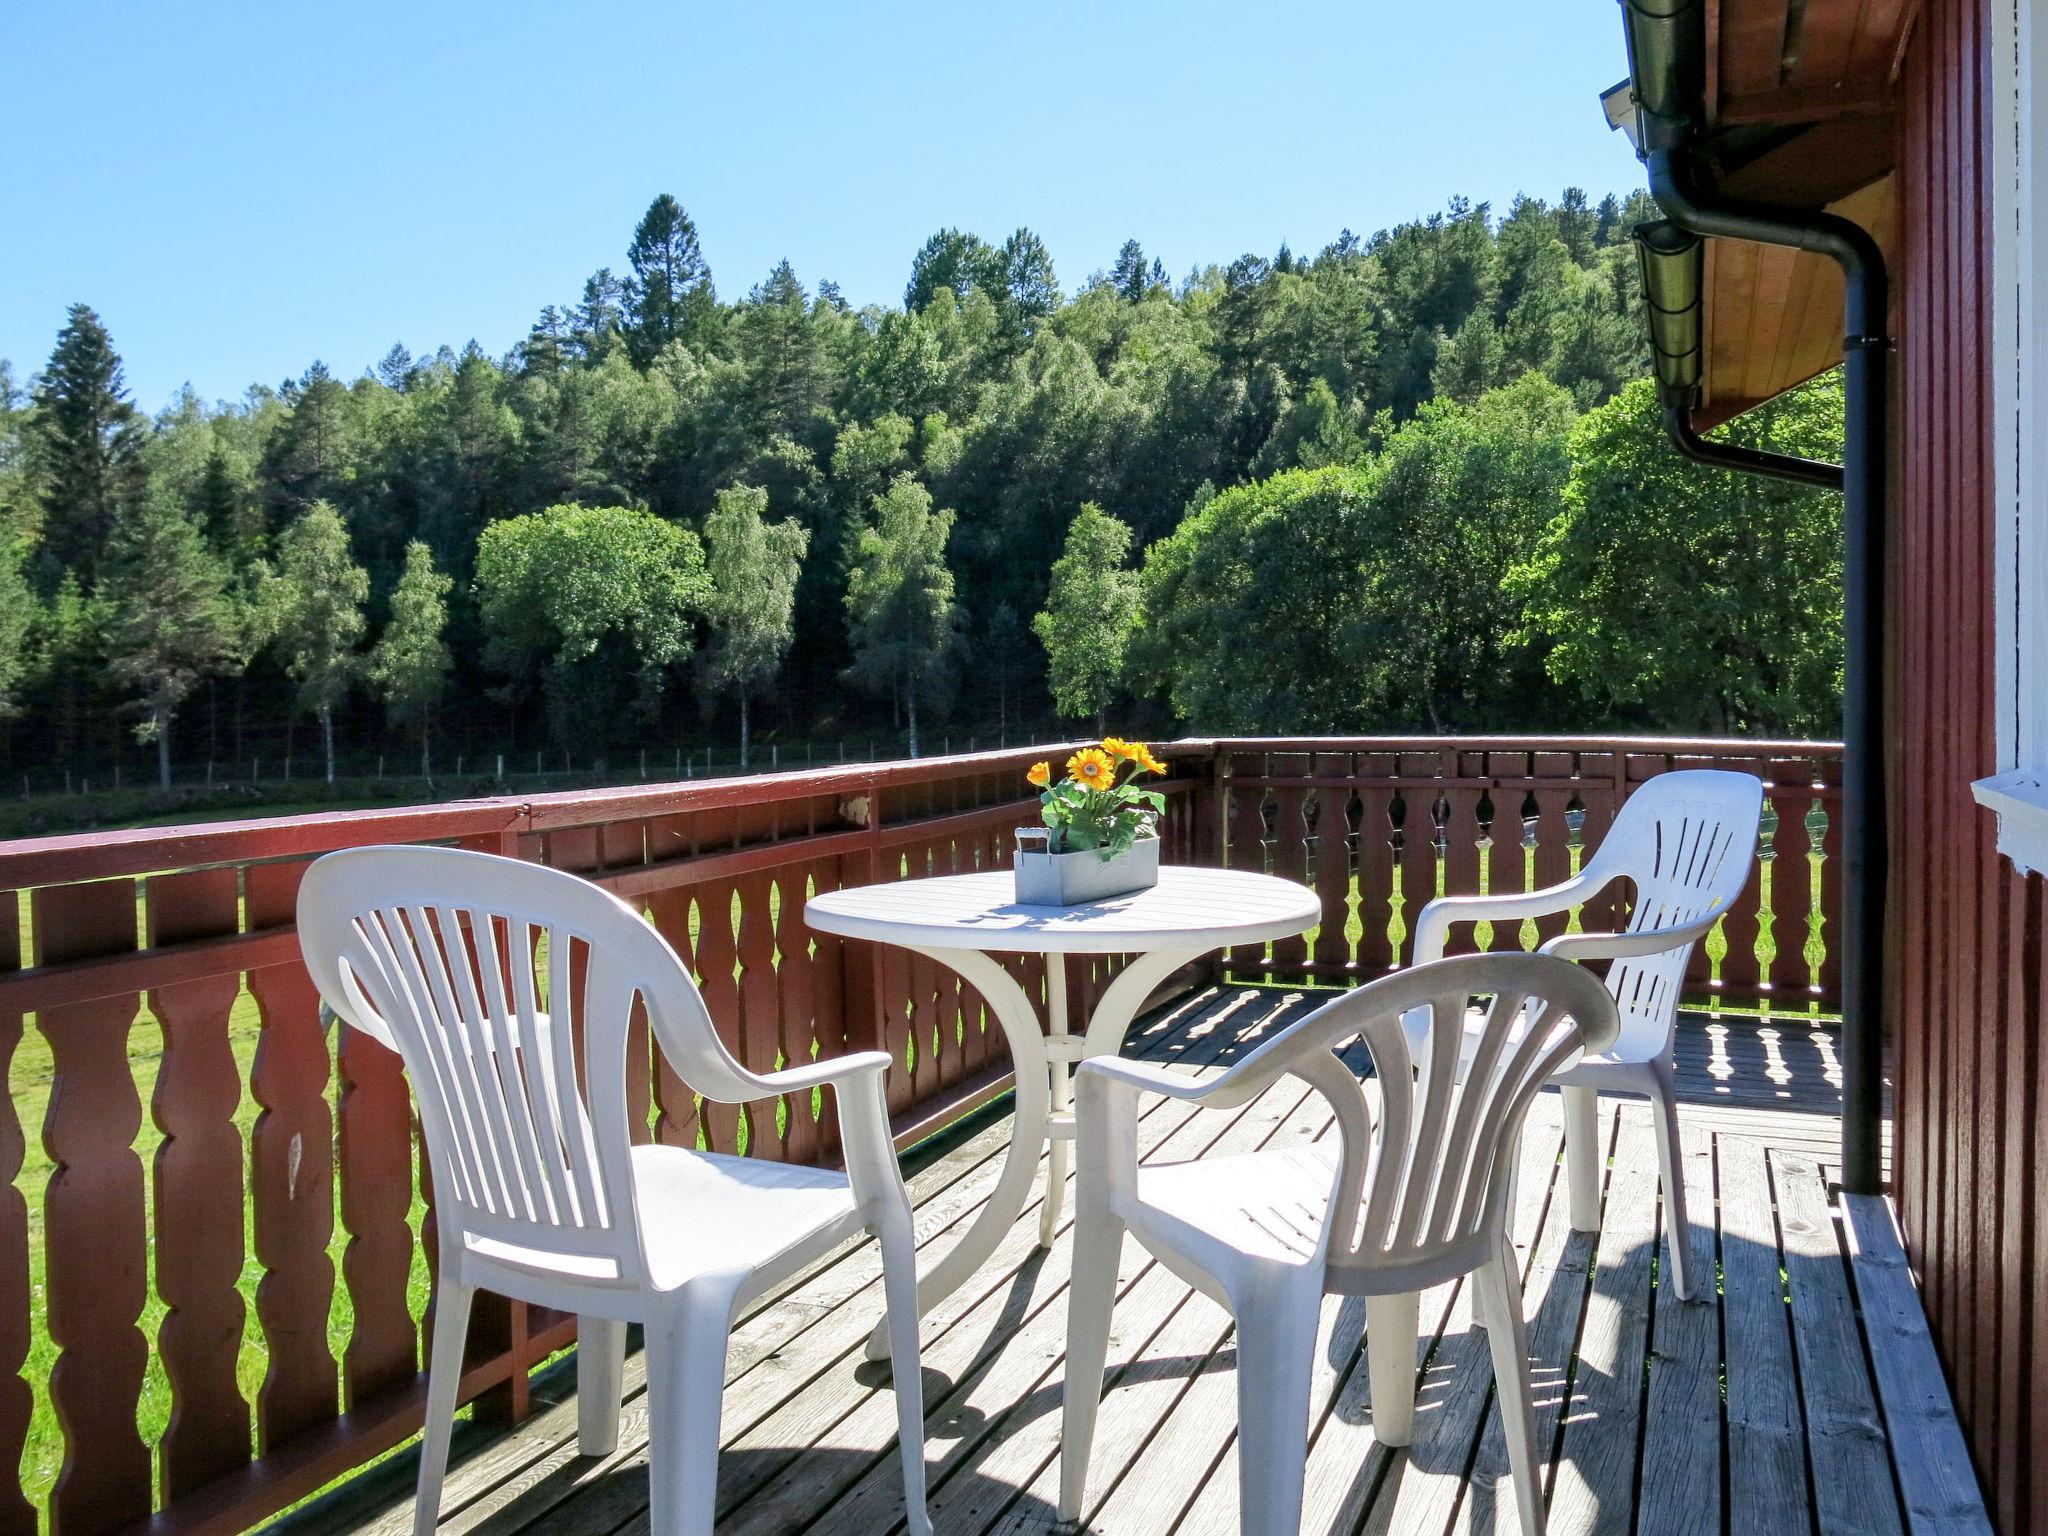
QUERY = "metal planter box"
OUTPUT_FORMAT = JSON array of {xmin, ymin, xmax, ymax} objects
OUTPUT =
[{"xmin": 1012, "ymin": 834, "xmax": 1160, "ymax": 906}]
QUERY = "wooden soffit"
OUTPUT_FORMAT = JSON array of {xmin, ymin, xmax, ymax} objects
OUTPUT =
[
  {"xmin": 1689, "ymin": 0, "xmax": 1915, "ymax": 424},
  {"xmin": 1696, "ymin": 172, "xmax": 1896, "ymax": 427}
]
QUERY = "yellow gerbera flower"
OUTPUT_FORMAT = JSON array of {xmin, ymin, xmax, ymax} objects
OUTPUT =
[
  {"xmin": 1026, "ymin": 760, "xmax": 1052, "ymax": 788},
  {"xmin": 1130, "ymin": 742, "xmax": 1167, "ymax": 775},
  {"xmin": 1102, "ymin": 736, "xmax": 1135, "ymax": 760},
  {"xmin": 1067, "ymin": 747, "xmax": 1117, "ymax": 791}
]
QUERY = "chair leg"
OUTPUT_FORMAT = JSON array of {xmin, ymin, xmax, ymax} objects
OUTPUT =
[
  {"xmin": 1364, "ymin": 1290, "xmax": 1421, "ymax": 1447},
  {"xmin": 1648, "ymin": 1062, "xmax": 1695, "ymax": 1301},
  {"xmin": 1058, "ymin": 1209, "xmax": 1124, "ymax": 1522},
  {"xmin": 1040, "ymin": 1130, "xmax": 1069, "ymax": 1250},
  {"xmin": 575, "ymin": 1315, "xmax": 627, "ymax": 1456},
  {"xmin": 414, "ymin": 1277, "xmax": 474, "ymax": 1536},
  {"xmin": 1561, "ymin": 1084, "xmax": 1604, "ymax": 1233},
  {"xmin": 1232, "ymin": 1282, "xmax": 1320, "ymax": 1536},
  {"xmin": 876, "ymin": 1202, "xmax": 933, "ymax": 1536},
  {"xmin": 643, "ymin": 1296, "xmax": 734, "ymax": 1536},
  {"xmin": 1474, "ymin": 1142, "xmax": 1526, "ymax": 1332},
  {"xmin": 1474, "ymin": 1255, "xmax": 1545, "ymax": 1536}
]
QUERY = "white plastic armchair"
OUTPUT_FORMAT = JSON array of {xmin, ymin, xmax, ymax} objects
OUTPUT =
[
  {"xmin": 1061, "ymin": 953, "xmax": 1620, "ymax": 1536},
  {"xmin": 296, "ymin": 846, "xmax": 930, "ymax": 1536},
  {"xmin": 1404, "ymin": 768, "xmax": 1763, "ymax": 1299}
]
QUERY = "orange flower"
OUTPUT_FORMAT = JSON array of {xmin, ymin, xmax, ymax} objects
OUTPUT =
[
  {"xmin": 1102, "ymin": 736, "xmax": 1135, "ymax": 760},
  {"xmin": 1067, "ymin": 748, "xmax": 1116, "ymax": 791},
  {"xmin": 1130, "ymin": 741, "xmax": 1167, "ymax": 775},
  {"xmin": 1026, "ymin": 760, "xmax": 1052, "ymax": 788}
]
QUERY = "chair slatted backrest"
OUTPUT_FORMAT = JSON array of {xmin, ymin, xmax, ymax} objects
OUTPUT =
[
  {"xmin": 1585, "ymin": 770, "xmax": 1764, "ymax": 1030},
  {"xmin": 1252, "ymin": 956, "xmax": 1619, "ymax": 1286},
  {"xmin": 299, "ymin": 845, "xmax": 754, "ymax": 1289}
]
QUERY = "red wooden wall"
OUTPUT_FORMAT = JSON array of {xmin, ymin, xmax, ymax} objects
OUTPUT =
[{"xmin": 1890, "ymin": 0, "xmax": 2047, "ymax": 1528}]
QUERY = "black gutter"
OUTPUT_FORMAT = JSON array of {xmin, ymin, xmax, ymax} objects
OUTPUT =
[
  {"xmin": 1639, "ymin": 140, "xmax": 1891, "ymax": 1198},
  {"xmin": 1662, "ymin": 404, "xmax": 1846, "ymax": 489},
  {"xmin": 1633, "ymin": 218, "xmax": 1848, "ymax": 487}
]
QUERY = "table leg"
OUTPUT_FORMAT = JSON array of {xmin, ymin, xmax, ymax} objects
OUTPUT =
[
  {"xmin": 865, "ymin": 945, "xmax": 1050, "ymax": 1360},
  {"xmin": 1041, "ymin": 954, "xmax": 1072, "ymax": 1249}
]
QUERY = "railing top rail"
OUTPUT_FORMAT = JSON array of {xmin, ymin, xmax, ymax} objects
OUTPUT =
[
  {"xmin": 0, "ymin": 735, "xmax": 1840, "ymax": 891},
  {"xmin": 1190, "ymin": 735, "xmax": 1844, "ymax": 755}
]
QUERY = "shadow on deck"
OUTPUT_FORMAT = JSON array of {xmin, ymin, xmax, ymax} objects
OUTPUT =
[{"xmin": 280, "ymin": 987, "xmax": 1977, "ymax": 1536}]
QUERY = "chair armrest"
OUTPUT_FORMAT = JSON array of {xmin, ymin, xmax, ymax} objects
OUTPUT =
[
  {"xmin": 1537, "ymin": 913, "xmax": 1719, "ymax": 963},
  {"xmin": 1409, "ymin": 870, "xmax": 1614, "ymax": 966},
  {"xmin": 747, "ymin": 1050, "xmax": 893, "ymax": 1097},
  {"xmin": 1077, "ymin": 1041, "xmax": 1301, "ymax": 1115}
]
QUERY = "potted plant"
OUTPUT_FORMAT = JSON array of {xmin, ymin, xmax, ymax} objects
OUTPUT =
[{"xmin": 1013, "ymin": 738, "xmax": 1167, "ymax": 905}]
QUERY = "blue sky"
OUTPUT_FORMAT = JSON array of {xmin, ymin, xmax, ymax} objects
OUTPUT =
[{"xmin": 0, "ymin": 1, "xmax": 1645, "ymax": 413}]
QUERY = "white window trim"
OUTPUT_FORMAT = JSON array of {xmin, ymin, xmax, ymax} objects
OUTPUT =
[{"xmin": 1973, "ymin": 0, "xmax": 2048, "ymax": 872}]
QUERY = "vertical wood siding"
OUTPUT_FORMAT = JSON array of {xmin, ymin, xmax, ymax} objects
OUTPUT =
[{"xmin": 1891, "ymin": 1, "xmax": 2043, "ymax": 1527}]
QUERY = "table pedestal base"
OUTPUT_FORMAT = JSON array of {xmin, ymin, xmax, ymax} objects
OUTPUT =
[{"xmin": 864, "ymin": 945, "xmax": 1203, "ymax": 1359}]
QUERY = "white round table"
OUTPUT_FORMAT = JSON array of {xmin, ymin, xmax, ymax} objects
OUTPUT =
[{"xmin": 805, "ymin": 864, "xmax": 1319, "ymax": 1354}]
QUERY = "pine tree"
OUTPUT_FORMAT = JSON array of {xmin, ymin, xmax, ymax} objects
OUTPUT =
[
  {"xmin": 368, "ymin": 540, "xmax": 451, "ymax": 774},
  {"xmin": 100, "ymin": 483, "xmax": 242, "ymax": 786},
  {"xmin": 376, "ymin": 344, "xmax": 415, "ymax": 390},
  {"xmin": 0, "ymin": 539, "xmax": 33, "ymax": 722},
  {"xmin": 1111, "ymin": 240, "xmax": 1149, "ymax": 302},
  {"xmin": 30, "ymin": 303, "xmax": 147, "ymax": 583},
  {"xmin": 704, "ymin": 484, "xmax": 810, "ymax": 766},
  {"xmin": 625, "ymin": 195, "xmax": 716, "ymax": 364},
  {"xmin": 269, "ymin": 499, "xmax": 368, "ymax": 783},
  {"xmin": 1033, "ymin": 503, "xmax": 1137, "ymax": 727},
  {"xmin": 572, "ymin": 269, "xmax": 628, "ymax": 363},
  {"xmin": 844, "ymin": 475, "xmax": 960, "ymax": 757}
]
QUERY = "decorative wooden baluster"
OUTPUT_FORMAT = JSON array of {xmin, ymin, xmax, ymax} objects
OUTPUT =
[
  {"xmin": 599, "ymin": 824, "xmax": 653, "ymax": 1138},
  {"xmin": 806, "ymin": 861, "xmax": 852, "ymax": 1158},
  {"xmin": 1771, "ymin": 786, "xmax": 1821, "ymax": 1004},
  {"xmin": 0, "ymin": 890, "xmax": 33, "ymax": 1536},
  {"xmin": 734, "ymin": 870, "xmax": 782, "ymax": 1160},
  {"xmin": 1394, "ymin": 753, "xmax": 1440, "ymax": 964},
  {"xmin": 35, "ymin": 878, "xmax": 152, "ymax": 1536},
  {"xmin": 1815, "ymin": 764, "xmax": 1843, "ymax": 1009},
  {"xmin": 1440, "ymin": 757, "xmax": 1485, "ymax": 957},
  {"xmin": 694, "ymin": 884, "xmax": 744, "ymax": 1152},
  {"xmin": 1355, "ymin": 756, "xmax": 1399, "ymax": 977},
  {"xmin": 1711, "ymin": 755, "xmax": 1770, "ymax": 1004},
  {"xmin": 1569, "ymin": 756, "xmax": 1624, "ymax": 933},
  {"xmin": 1266, "ymin": 755, "xmax": 1311, "ymax": 977},
  {"xmin": 144, "ymin": 869, "xmax": 253, "ymax": 1497},
  {"xmin": 243, "ymin": 860, "xmax": 340, "ymax": 1454},
  {"xmin": 1224, "ymin": 753, "xmax": 1268, "ymax": 976},
  {"xmin": 774, "ymin": 865, "xmax": 819, "ymax": 1163},
  {"xmin": 646, "ymin": 881, "xmax": 702, "ymax": 1148},
  {"xmin": 1311, "ymin": 779, "xmax": 1356, "ymax": 978},
  {"xmin": 1526, "ymin": 754, "xmax": 1579, "ymax": 947}
]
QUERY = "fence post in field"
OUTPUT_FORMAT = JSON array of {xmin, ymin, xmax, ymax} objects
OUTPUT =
[
  {"xmin": 495, "ymin": 754, "xmax": 503, "ymax": 778},
  {"xmin": 640, "ymin": 749, "xmax": 646, "ymax": 778},
  {"xmin": 771, "ymin": 745, "xmax": 778, "ymax": 769},
  {"xmin": 456, "ymin": 754, "xmax": 464, "ymax": 776},
  {"xmin": 376, "ymin": 756, "xmax": 383, "ymax": 778},
  {"xmin": 205, "ymin": 762, "xmax": 213, "ymax": 786}
]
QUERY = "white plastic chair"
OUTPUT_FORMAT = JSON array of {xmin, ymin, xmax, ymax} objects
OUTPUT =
[
  {"xmin": 1060, "ymin": 953, "xmax": 1621, "ymax": 1536},
  {"xmin": 1406, "ymin": 768, "xmax": 1763, "ymax": 1301},
  {"xmin": 296, "ymin": 845, "xmax": 931, "ymax": 1536}
]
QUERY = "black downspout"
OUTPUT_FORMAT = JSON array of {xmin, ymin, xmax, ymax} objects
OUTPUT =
[
  {"xmin": 1646, "ymin": 144, "xmax": 1891, "ymax": 1197},
  {"xmin": 1662, "ymin": 401, "xmax": 1846, "ymax": 490}
]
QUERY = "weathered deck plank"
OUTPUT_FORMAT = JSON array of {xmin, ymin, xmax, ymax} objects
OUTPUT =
[{"xmin": 309, "ymin": 991, "xmax": 1983, "ymax": 1536}]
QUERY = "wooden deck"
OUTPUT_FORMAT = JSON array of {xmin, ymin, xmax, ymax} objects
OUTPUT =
[{"xmin": 292, "ymin": 987, "xmax": 1986, "ymax": 1536}]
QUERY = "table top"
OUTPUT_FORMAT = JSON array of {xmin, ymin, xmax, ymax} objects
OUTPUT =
[{"xmin": 803, "ymin": 865, "xmax": 1321, "ymax": 955}]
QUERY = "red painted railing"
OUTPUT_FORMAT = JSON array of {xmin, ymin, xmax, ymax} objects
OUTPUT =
[{"xmin": 0, "ymin": 736, "xmax": 1836, "ymax": 1536}]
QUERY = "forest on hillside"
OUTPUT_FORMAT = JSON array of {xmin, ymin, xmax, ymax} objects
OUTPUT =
[{"xmin": 0, "ymin": 187, "xmax": 1849, "ymax": 793}]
